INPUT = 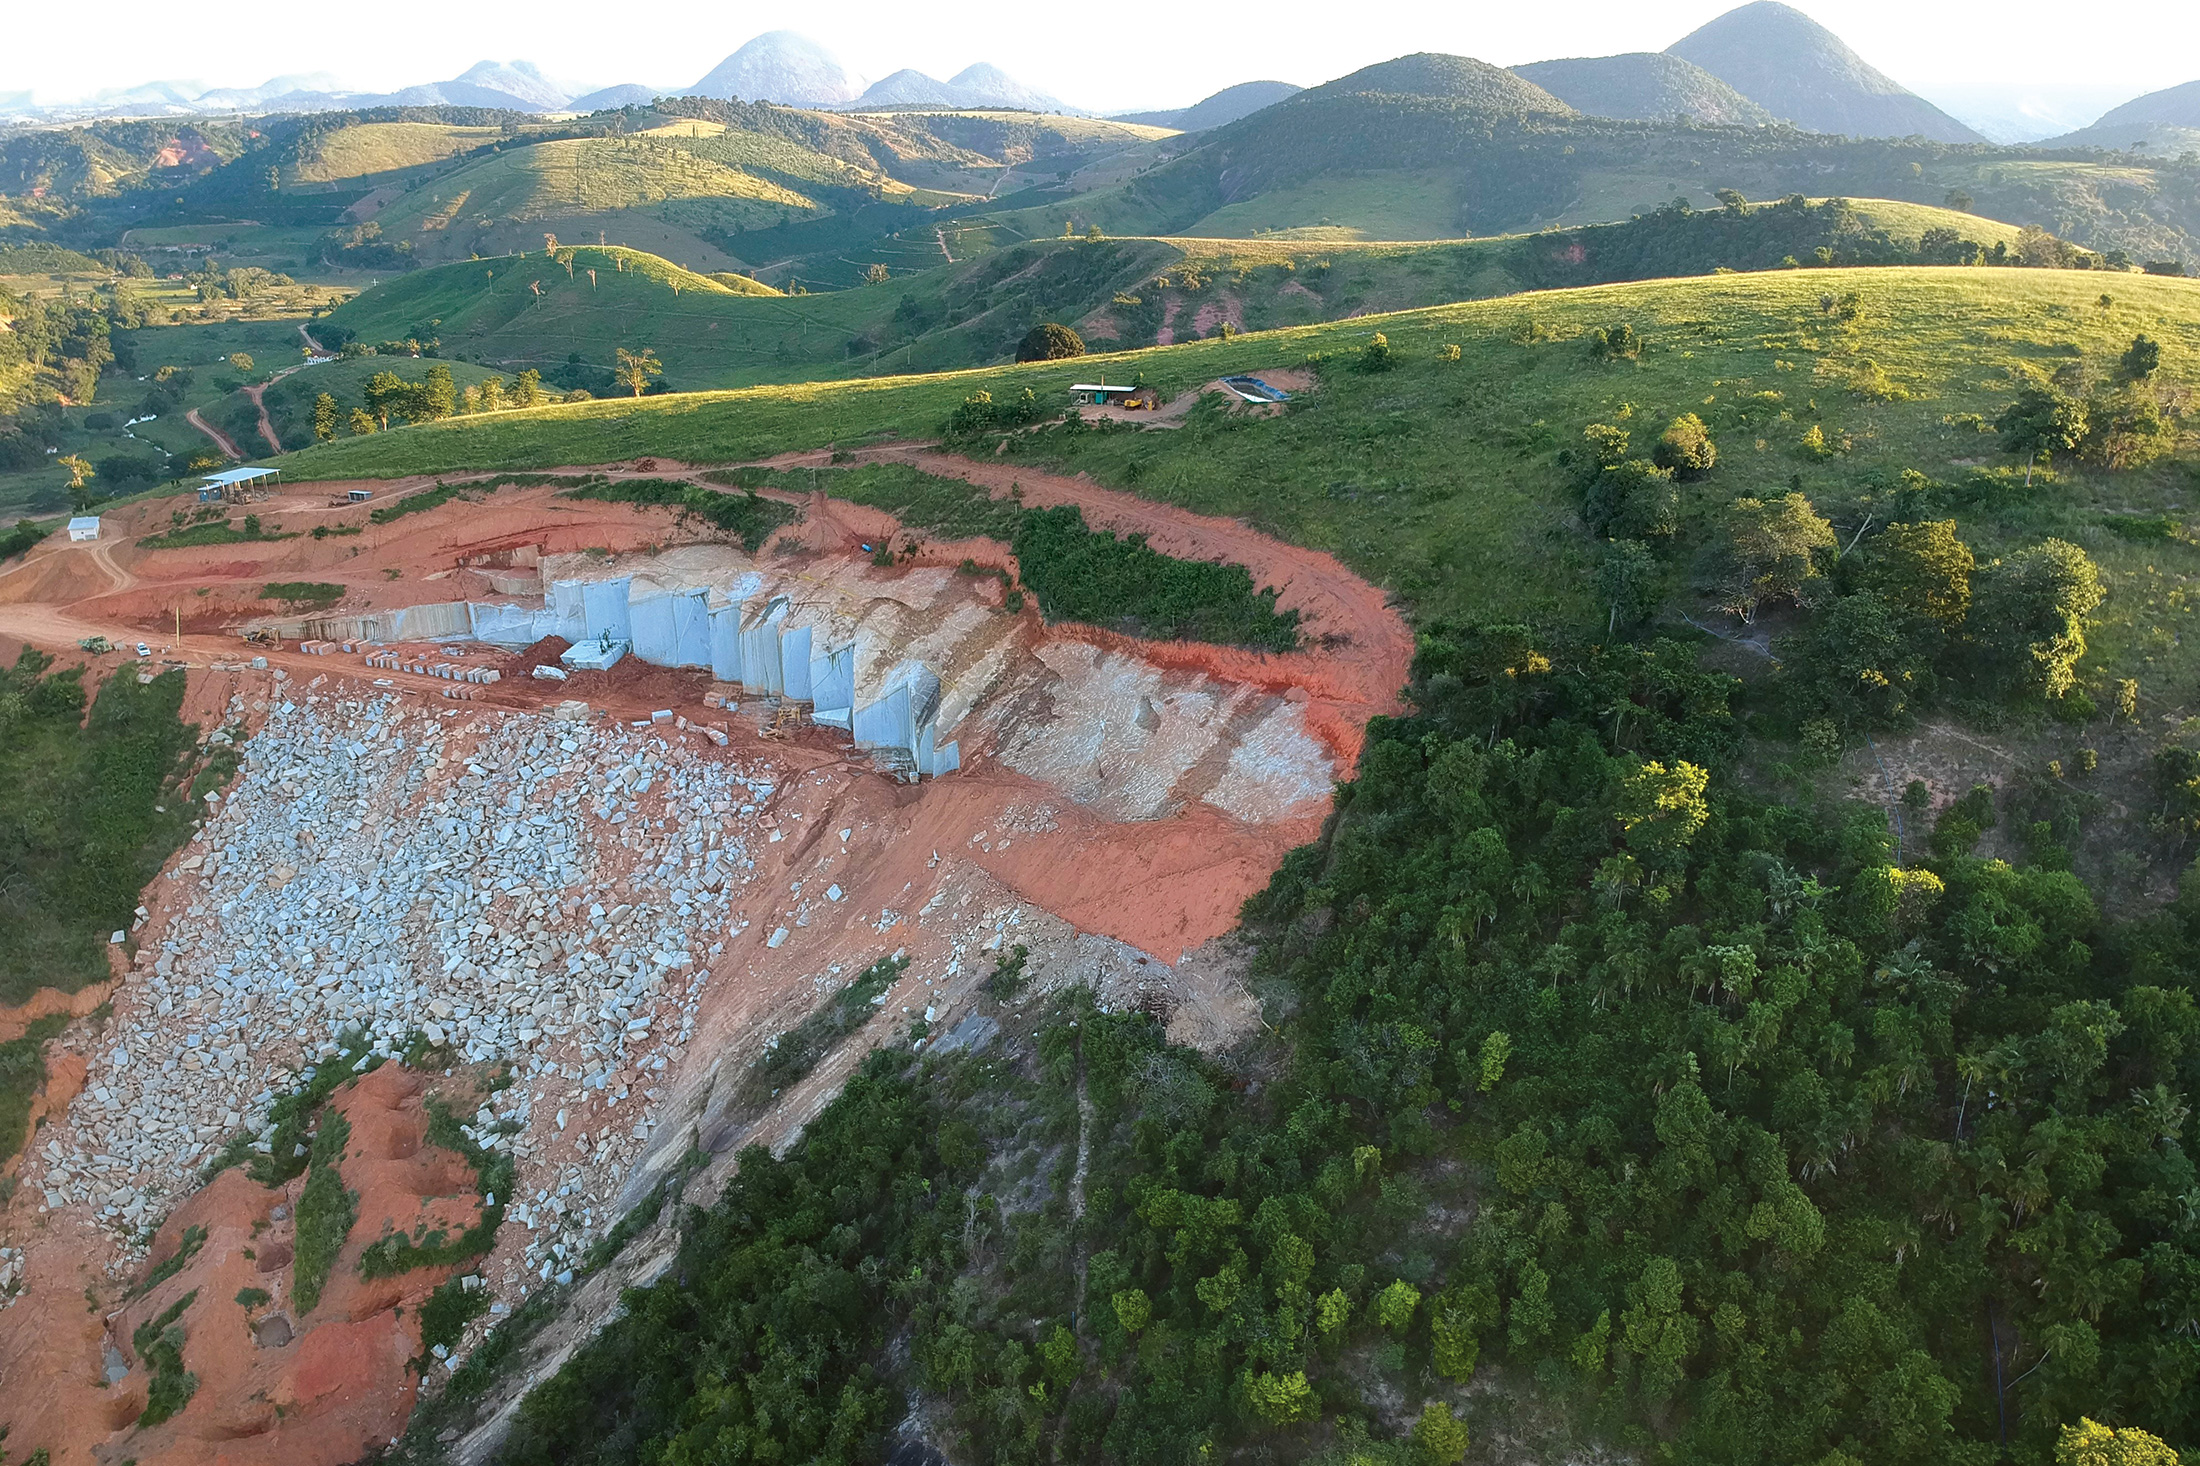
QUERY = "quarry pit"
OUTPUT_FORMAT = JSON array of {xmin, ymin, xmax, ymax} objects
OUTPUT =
[{"xmin": 0, "ymin": 455, "xmax": 1410, "ymax": 1466}]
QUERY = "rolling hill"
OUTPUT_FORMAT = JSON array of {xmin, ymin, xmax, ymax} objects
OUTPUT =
[
  {"xmin": 312, "ymin": 198, "xmax": 2036, "ymax": 394},
  {"xmin": 359, "ymin": 136, "xmax": 826, "ymax": 268},
  {"xmin": 1305, "ymin": 54, "xmax": 1575, "ymax": 113},
  {"xmin": 1666, "ymin": 0, "xmax": 1984, "ymax": 142},
  {"xmin": 1512, "ymin": 52, "xmax": 1776, "ymax": 126},
  {"xmin": 282, "ymin": 121, "xmax": 506, "ymax": 185}
]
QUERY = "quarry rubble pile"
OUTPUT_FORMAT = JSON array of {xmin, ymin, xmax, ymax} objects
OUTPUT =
[{"xmin": 25, "ymin": 680, "xmax": 784, "ymax": 1291}]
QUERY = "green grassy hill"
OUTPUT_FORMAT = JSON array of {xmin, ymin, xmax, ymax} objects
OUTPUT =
[
  {"xmin": 285, "ymin": 122, "xmax": 508, "ymax": 185},
  {"xmin": 363, "ymin": 135, "xmax": 831, "ymax": 266},
  {"xmin": 281, "ymin": 264, "xmax": 2200, "ymax": 652},
  {"xmin": 312, "ymin": 199, "xmax": 2040, "ymax": 393}
]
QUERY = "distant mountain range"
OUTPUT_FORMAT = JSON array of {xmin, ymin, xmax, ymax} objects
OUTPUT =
[
  {"xmin": 2, "ymin": 5, "xmax": 2197, "ymax": 165},
  {"xmin": 0, "ymin": 60, "xmax": 631, "ymax": 120}
]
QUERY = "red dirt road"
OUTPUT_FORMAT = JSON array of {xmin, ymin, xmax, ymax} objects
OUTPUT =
[{"xmin": 184, "ymin": 407, "xmax": 242, "ymax": 460}]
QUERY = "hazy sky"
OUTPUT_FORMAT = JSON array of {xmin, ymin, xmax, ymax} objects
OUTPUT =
[{"xmin": 6, "ymin": 0, "xmax": 2194, "ymax": 114}]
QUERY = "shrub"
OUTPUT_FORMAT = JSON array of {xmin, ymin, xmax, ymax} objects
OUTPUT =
[
  {"xmin": 1931, "ymin": 782, "xmax": 1999, "ymax": 857},
  {"xmin": 1589, "ymin": 322, "xmax": 1643, "ymax": 360},
  {"xmin": 2121, "ymin": 334, "xmax": 2162, "ymax": 380},
  {"xmin": 1359, "ymin": 332, "xmax": 1395, "ymax": 372},
  {"xmin": 1015, "ymin": 323, "xmax": 1085, "ymax": 362},
  {"xmin": 134, "ymin": 1290, "xmax": 198, "ymax": 1427},
  {"xmin": 1651, "ymin": 413, "xmax": 1716, "ymax": 477},
  {"xmin": 730, "ymin": 956, "xmax": 907, "ymax": 1117},
  {"xmin": 1967, "ymin": 538, "xmax": 2104, "ymax": 700},
  {"xmin": 260, "ymin": 582, "xmax": 344, "ymax": 609},
  {"xmin": 1582, "ymin": 459, "xmax": 1677, "ymax": 539},
  {"xmin": 291, "ymin": 1110, "xmax": 357, "ymax": 1315},
  {"xmin": 0, "ymin": 520, "xmax": 50, "ymax": 561}
]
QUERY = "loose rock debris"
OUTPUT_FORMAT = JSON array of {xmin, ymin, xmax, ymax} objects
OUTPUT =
[{"xmin": 34, "ymin": 684, "xmax": 775, "ymax": 1292}]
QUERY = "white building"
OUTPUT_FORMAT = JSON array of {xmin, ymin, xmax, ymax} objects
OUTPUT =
[{"xmin": 67, "ymin": 516, "xmax": 100, "ymax": 542}]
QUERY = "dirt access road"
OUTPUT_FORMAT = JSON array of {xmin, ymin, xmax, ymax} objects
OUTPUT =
[
  {"xmin": 182, "ymin": 407, "xmax": 243, "ymax": 460},
  {"xmin": 185, "ymin": 326, "xmax": 332, "ymax": 460}
]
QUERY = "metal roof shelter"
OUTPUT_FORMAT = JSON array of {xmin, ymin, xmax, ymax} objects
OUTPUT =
[
  {"xmin": 200, "ymin": 466, "xmax": 281, "ymax": 489},
  {"xmin": 200, "ymin": 465, "xmax": 282, "ymax": 504}
]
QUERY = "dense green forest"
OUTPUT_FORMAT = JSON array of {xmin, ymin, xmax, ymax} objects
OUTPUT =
[{"xmin": 418, "ymin": 603, "xmax": 2199, "ymax": 1465}]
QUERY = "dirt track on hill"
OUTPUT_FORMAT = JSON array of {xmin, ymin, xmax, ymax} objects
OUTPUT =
[{"xmin": 183, "ymin": 407, "xmax": 242, "ymax": 460}]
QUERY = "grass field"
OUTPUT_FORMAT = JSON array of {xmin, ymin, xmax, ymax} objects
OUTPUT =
[
  {"xmin": 251, "ymin": 356, "xmax": 509, "ymax": 450},
  {"xmin": 1182, "ymin": 172, "xmax": 1472, "ymax": 240},
  {"xmin": 277, "ymin": 267, "xmax": 2200, "ymax": 697},
  {"xmin": 288, "ymin": 122, "xmax": 505, "ymax": 185}
]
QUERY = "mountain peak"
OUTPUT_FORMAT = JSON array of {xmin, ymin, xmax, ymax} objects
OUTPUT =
[
  {"xmin": 1666, "ymin": 1, "xmax": 1983, "ymax": 142},
  {"xmin": 692, "ymin": 32, "xmax": 861, "ymax": 107},
  {"xmin": 446, "ymin": 60, "xmax": 575, "ymax": 110}
]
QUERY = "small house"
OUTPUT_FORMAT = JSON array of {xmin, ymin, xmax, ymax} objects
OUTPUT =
[
  {"xmin": 67, "ymin": 516, "xmax": 100, "ymax": 542},
  {"xmin": 347, "ymin": 488, "xmax": 374, "ymax": 503}
]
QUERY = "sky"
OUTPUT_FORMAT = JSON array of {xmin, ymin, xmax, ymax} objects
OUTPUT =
[{"xmin": 4, "ymin": 0, "xmax": 2195, "ymax": 122}]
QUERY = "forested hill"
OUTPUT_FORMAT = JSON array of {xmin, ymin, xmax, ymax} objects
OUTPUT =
[{"xmin": 976, "ymin": 80, "xmax": 2200, "ymax": 263}]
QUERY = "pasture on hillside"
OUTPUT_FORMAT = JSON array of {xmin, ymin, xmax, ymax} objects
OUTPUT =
[
  {"xmin": 310, "ymin": 198, "xmax": 2047, "ymax": 395},
  {"xmin": 280, "ymin": 265, "xmax": 2200, "ymax": 674}
]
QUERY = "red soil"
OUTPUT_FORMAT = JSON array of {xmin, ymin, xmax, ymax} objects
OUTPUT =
[{"xmin": 7, "ymin": 1063, "xmax": 487, "ymax": 1466}]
